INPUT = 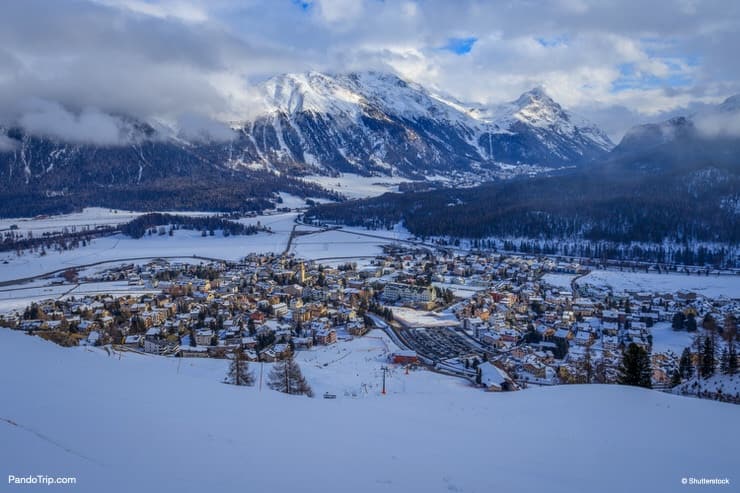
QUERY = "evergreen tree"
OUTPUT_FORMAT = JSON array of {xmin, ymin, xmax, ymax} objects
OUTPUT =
[
  {"xmin": 724, "ymin": 314, "xmax": 737, "ymax": 342},
  {"xmin": 226, "ymin": 346, "xmax": 254, "ymax": 386},
  {"xmin": 686, "ymin": 314, "xmax": 698, "ymax": 332},
  {"xmin": 669, "ymin": 369, "xmax": 681, "ymax": 388},
  {"xmin": 671, "ymin": 312, "xmax": 685, "ymax": 331},
  {"xmin": 728, "ymin": 340, "xmax": 738, "ymax": 375},
  {"xmin": 700, "ymin": 335, "xmax": 715, "ymax": 379},
  {"xmin": 267, "ymin": 357, "xmax": 313, "ymax": 396},
  {"xmin": 720, "ymin": 347, "xmax": 730, "ymax": 375},
  {"xmin": 678, "ymin": 347, "xmax": 693, "ymax": 380},
  {"xmin": 618, "ymin": 343, "xmax": 652, "ymax": 388}
]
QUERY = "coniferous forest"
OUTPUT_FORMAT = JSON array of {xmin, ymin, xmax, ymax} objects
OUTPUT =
[{"xmin": 308, "ymin": 160, "xmax": 740, "ymax": 267}]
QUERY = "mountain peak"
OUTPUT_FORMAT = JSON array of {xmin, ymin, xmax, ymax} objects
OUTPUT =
[
  {"xmin": 718, "ymin": 94, "xmax": 740, "ymax": 113},
  {"xmin": 514, "ymin": 86, "xmax": 555, "ymax": 107},
  {"xmin": 505, "ymin": 86, "xmax": 573, "ymax": 131},
  {"xmin": 517, "ymin": 86, "xmax": 552, "ymax": 101}
]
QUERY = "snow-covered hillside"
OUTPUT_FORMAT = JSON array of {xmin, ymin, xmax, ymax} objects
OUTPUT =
[{"xmin": 1, "ymin": 328, "xmax": 736, "ymax": 493}]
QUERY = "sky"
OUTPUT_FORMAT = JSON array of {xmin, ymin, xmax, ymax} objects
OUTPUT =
[{"xmin": 1, "ymin": 0, "xmax": 739, "ymax": 142}]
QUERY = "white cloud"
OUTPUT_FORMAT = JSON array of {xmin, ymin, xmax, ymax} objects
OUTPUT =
[
  {"xmin": 18, "ymin": 100, "xmax": 125, "ymax": 145},
  {"xmin": 0, "ymin": 0, "xmax": 739, "ymax": 142},
  {"xmin": 695, "ymin": 112, "xmax": 740, "ymax": 138},
  {"xmin": 0, "ymin": 134, "xmax": 19, "ymax": 151}
]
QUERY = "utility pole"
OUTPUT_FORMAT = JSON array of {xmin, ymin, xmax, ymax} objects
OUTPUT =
[{"xmin": 381, "ymin": 366, "xmax": 389, "ymax": 395}]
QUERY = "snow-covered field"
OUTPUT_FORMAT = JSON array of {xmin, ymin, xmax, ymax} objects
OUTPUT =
[
  {"xmin": 650, "ymin": 322, "xmax": 697, "ymax": 355},
  {"xmin": 0, "ymin": 208, "xmax": 144, "ymax": 236},
  {"xmin": 0, "ymin": 207, "xmax": 222, "ymax": 237},
  {"xmin": 0, "ymin": 280, "xmax": 160, "ymax": 314},
  {"xmin": 290, "ymin": 229, "xmax": 392, "ymax": 260},
  {"xmin": 541, "ymin": 272, "xmax": 576, "ymax": 290},
  {"xmin": 0, "ymin": 212, "xmax": 303, "ymax": 283},
  {"xmin": 433, "ymin": 280, "xmax": 486, "ymax": 299},
  {"xmin": 578, "ymin": 270, "xmax": 740, "ymax": 298},
  {"xmin": 305, "ymin": 173, "xmax": 410, "ymax": 199},
  {"xmin": 290, "ymin": 222, "xmax": 412, "ymax": 264},
  {"xmin": 1, "ymin": 328, "xmax": 737, "ymax": 493},
  {"xmin": 0, "ymin": 281, "xmax": 73, "ymax": 313},
  {"xmin": 391, "ymin": 307, "xmax": 460, "ymax": 328}
]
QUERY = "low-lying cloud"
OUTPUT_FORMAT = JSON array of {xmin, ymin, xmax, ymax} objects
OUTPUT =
[
  {"xmin": 694, "ymin": 112, "xmax": 740, "ymax": 138},
  {"xmin": 18, "ymin": 100, "xmax": 125, "ymax": 145},
  {"xmin": 176, "ymin": 113, "xmax": 236, "ymax": 142},
  {"xmin": 0, "ymin": 134, "xmax": 19, "ymax": 151}
]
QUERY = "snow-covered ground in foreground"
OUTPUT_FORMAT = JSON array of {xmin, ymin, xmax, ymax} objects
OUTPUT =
[
  {"xmin": 650, "ymin": 322, "xmax": 696, "ymax": 355},
  {"xmin": 304, "ymin": 173, "xmax": 411, "ymax": 199},
  {"xmin": 578, "ymin": 270, "xmax": 740, "ymax": 298},
  {"xmin": 541, "ymin": 273, "xmax": 576, "ymax": 290},
  {"xmin": 0, "ymin": 213, "xmax": 301, "ymax": 283},
  {"xmin": 1, "ymin": 328, "xmax": 737, "ymax": 493}
]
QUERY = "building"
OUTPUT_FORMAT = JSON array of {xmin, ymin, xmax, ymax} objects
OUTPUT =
[
  {"xmin": 315, "ymin": 328, "xmax": 337, "ymax": 345},
  {"xmin": 381, "ymin": 282, "xmax": 435, "ymax": 304},
  {"xmin": 477, "ymin": 362, "xmax": 515, "ymax": 392},
  {"xmin": 391, "ymin": 350, "xmax": 419, "ymax": 365}
]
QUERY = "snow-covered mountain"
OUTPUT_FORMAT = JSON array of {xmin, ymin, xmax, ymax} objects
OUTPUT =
[
  {"xmin": 230, "ymin": 72, "xmax": 613, "ymax": 177},
  {"xmin": 472, "ymin": 86, "xmax": 613, "ymax": 165},
  {"xmin": 0, "ymin": 71, "xmax": 613, "ymax": 185},
  {"xmin": 610, "ymin": 94, "xmax": 740, "ymax": 172},
  {"xmin": 0, "ymin": 71, "xmax": 615, "ymax": 215}
]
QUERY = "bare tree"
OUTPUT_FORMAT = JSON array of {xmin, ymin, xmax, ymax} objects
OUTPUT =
[
  {"xmin": 267, "ymin": 357, "xmax": 313, "ymax": 397},
  {"xmin": 225, "ymin": 346, "xmax": 254, "ymax": 386}
]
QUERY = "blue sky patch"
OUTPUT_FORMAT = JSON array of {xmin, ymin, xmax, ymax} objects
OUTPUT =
[
  {"xmin": 536, "ymin": 35, "xmax": 568, "ymax": 47},
  {"xmin": 611, "ymin": 62, "xmax": 693, "ymax": 92},
  {"xmin": 291, "ymin": 0, "xmax": 312, "ymax": 12},
  {"xmin": 440, "ymin": 37, "xmax": 477, "ymax": 55}
]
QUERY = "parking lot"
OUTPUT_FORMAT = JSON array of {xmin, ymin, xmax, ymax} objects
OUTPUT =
[{"xmin": 401, "ymin": 327, "xmax": 482, "ymax": 363}]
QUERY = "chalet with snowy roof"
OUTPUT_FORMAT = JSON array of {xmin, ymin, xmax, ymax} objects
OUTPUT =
[
  {"xmin": 477, "ymin": 362, "xmax": 515, "ymax": 392},
  {"xmin": 315, "ymin": 328, "xmax": 337, "ymax": 345}
]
